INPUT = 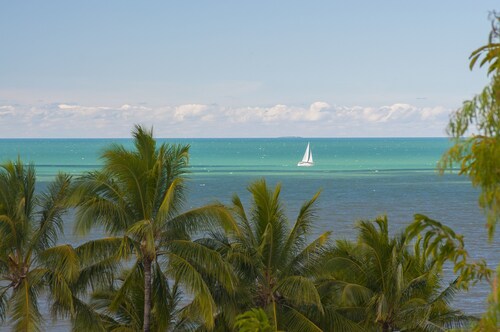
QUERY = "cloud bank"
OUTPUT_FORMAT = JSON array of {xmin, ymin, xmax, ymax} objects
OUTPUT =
[{"xmin": 0, "ymin": 102, "xmax": 452, "ymax": 138}]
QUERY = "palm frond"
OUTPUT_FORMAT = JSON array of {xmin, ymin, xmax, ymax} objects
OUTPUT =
[
  {"xmin": 167, "ymin": 239, "xmax": 236, "ymax": 293},
  {"xmin": 75, "ymin": 237, "xmax": 127, "ymax": 265},
  {"xmin": 166, "ymin": 204, "xmax": 238, "ymax": 238},
  {"xmin": 278, "ymin": 305, "xmax": 323, "ymax": 332},
  {"xmin": 0, "ymin": 215, "xmax": 17, "ymax": 249},
  {"xmin": 249, "ymin": 179, "xmax": 288, "ymax": 255},
  {"xmin": 71, "ymin": 172, "xmax": 131, "ymax": 235},
  {"xmin": 47, "ymin": 270, "xmax": 75, "ymax": 317},
  {"xmin": 282, "ymin": 190, "xmax": 321, "ymax": 257},
  {"xmin": 356, "ymin": 216, "xmax": 390, "ymax": 251},
  {"xmin": 91, "ymin": 288, "xmax": 141, "ymax": 330},
  {"xmin": 70, "ymin": 296, "xmax": 107, "ymax": 332},
  {"xmin": 231, "ymin": 194, "xmax": 255, "ymax": 245},
  {"xmin": 74, "ymin": 256, "xmax": 119, "ymax": 294},
  {"xmin": 126, "ymin": 219, "xmax": 154, "ymax": 253},
  {"xmin": 430, "ymin": 280, "xmax": 460, "ymax": 307},
  {"xmin": 339, "ymin": 282, "xmax": 372, "ymax": 307},
  {"xmin": 257, "ymin": 222, "xmax": 275, "ymax": 269},
  {"xmin": 0, "ymin": 285, "xmax": 8, "ymax": 322},
  {"xmin": 324, "ymin": 245, "xmax": 367, "ymax": 284},
  {"xmin": 151, "ymin": 261, "xmax": 178, "ymax": 331},
  {"xmin": 31, "ymin": 172, "xmax": 72, "ymax": 251},
  {"xmin": 162, "ymin": 142, "xmax": 190, "ymax": 188},
  {"xmin": 39, "ymin": 244, "xmax": 80, "ymax": 282},
  {"xmin": 166, "ymin": 252, "xmax": 216, "ymax": 329},
  {"xmin": 131, "ymin": 125, "xmax": 156, "ymax": 163},
  {"xmin": 10, "ymin": 278, "xmax": 43, "ymax": 332},
  {"xmin": 276, "ymin": 275, "xmax": 323, "ymax": 311},
  {"xmin": 155, "ymin": 177, "xmax": 183, "ymax": 225},
  {"xmin": 318, "ymin": 306, "xmax": 366, "ymax": 332},
  {"xmin": 109, "ymin": 260, "xmax": 142, "ymax": 312},
  {"xmin": 426, "ymin": 310, "xmax": 477, "ymax": 330},
  {"xmin": 288, "ymin": 231, "xmax": 332, "ymax": 277}
]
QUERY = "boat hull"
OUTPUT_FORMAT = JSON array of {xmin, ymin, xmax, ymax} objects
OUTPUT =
[{"xmin": 297, "ymin": 162, "xmax": 314, "ymax": 167}]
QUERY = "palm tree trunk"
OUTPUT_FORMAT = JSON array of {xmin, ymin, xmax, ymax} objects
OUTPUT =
[{"xmin": 143, "ymin": 257, "xmax": 152, "ymax": 332}]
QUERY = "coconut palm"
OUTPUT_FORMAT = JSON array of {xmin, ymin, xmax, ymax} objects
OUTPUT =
[
  {"xmin": 321, "ymin": 216, "xmax": 475, "ymax": 331},
  {"xmin": 69, "ymin": 125, "xmax": 237, "ymax": 331},
  {"xmin": 84, "ymin": 266, "xmax": 189, "ymax": 331},
  {"xmin": 201, "ymin": 178, "xmax": 350, "ymax": 331},
  {"xmin": 0, "ymin": 159, "xmax": 75, "ymax": 331}
]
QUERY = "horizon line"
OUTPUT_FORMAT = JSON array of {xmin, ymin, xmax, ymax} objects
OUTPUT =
[{"xmin": 0, "ymin": 136, "xmax": 452, "ymax": 140}]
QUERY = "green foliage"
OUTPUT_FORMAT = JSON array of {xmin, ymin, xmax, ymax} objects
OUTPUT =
[
  {"xmin": 69, "ymin": 125, "xmax": 237, "ymax": 331},
  {"xmin": 439, "ymin": 12, "xmax": 500, "ymax": 239},
  {"xmin": 406, "ymin": 214, "xmax": 491, "ymax": 289},
  {"xmin": 86, "ymin": 263, "xmax": 184, "ymax": 332},
  {"xmin": 474, "ymin": 264, "xmax": 500, "ymax": 331},
  {"xmin": 322, "ymin": 215, "xmax": 479, "ymax": 331},
  {"xmin": 439, "ymin": 13, "xmax": 500, "ymax": 329},
  {"xmin": 234, "ymin": 308, "xmax": 274, "ymax": 332},
  {"xmin": 0, "ymin": 159, "xmax": 73, "ymax": 331},
  {"xmin": 201, "ymin": 179, "xmax": 359, "ymax": 331}
]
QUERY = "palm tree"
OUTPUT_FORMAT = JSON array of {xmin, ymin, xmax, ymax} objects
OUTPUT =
[
  {"xmin": 202, "ymin": 178, "xmax": 344, "ymax": 331},
  {"xmin": 0, "ymin": 159, "xmax": 75, "ymax": 331},
  {"xmin": 86, "ymin": 267, "xmax": 188, "ymax": 331},
  {"xmin": 321, "ymin": 216, "xmax": 475, "ymax": 331},
  {"xmin": 70, "ymin": 125, "xmax": 237, "ymax": 331}
]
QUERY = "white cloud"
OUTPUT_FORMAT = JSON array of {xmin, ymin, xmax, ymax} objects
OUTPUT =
[
  {"xmin": 0, "ymin": 105, "xmax": 15, "ymax": 117},
  {"xmin": 305, "ymin": 102, "xmax": 329, "ymax": 121},
  {"xmin": 58, "ymin": 104, "xmax": 77, "ymax": 110},
  {"xmin": 0, "ymin": 101, "xmax": 454, "ymax": 138},
  {"xmin": 421, "ymin": 106, "xmax": 448, "ymax": 120},
  {"xmin": 174, "ymin": 104, "xmax": 208, "ymax": 121}
]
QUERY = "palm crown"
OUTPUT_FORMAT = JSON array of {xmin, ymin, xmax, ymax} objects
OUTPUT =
[
  {"xmin": 322, "ymin": 216, "xmax": 475, "ymax": 331},
  {"xmin": 205, "ymin": 179, "xmax": 332, "ymax": 331},
  {"xmin": 0, "ymin": 159, "xmax": 72, "ymax": 332},
  {"xmin": 70, "ymin": 125, "xmax": 237, "ymax": 331}
]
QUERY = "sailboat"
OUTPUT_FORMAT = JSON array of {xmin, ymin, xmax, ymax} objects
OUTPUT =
[{"xmin": 297, "ymin": 142, "xmax": 314, "ymax": 167}]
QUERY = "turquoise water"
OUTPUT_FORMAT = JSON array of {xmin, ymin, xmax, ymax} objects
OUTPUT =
[
  {"xmin": 1, "ymin": 137, "xmax": 447, "ymax": 178},
  {"xmin": 0, "ymin": 138, "xmax": 498, "ymax": 329}
]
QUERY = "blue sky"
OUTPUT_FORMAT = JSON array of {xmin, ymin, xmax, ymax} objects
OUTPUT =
[{"xmin": 0, "ymin": 1, "xmax": 498, "ymax": 137}]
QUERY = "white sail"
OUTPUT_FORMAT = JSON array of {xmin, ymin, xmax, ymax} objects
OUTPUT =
[
  {"xmin": 298, "ymin": 143, "xmax": 314, "ymax": 166},
  {"xmin": 301, "ymin": 143, "xmax": 310, "ymax": 162}
]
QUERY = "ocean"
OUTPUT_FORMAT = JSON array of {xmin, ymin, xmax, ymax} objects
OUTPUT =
[{"xmin": 0, "ymin": 138, "xmax": 498, "ymax": 329}]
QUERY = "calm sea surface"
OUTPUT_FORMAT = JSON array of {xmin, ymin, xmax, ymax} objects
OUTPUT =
[{"xmin": 1, "ymin": 138, "xmax": 498, "ymax": 330}]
